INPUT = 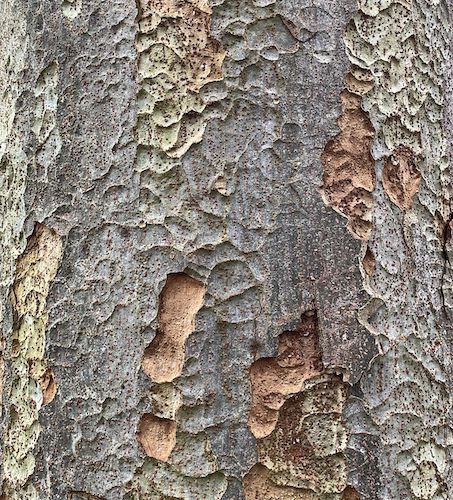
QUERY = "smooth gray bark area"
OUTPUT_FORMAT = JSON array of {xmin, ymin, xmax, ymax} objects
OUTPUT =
[{"xmin": 0, "ymin": 0, "xmax": 451, "ymax": 499}]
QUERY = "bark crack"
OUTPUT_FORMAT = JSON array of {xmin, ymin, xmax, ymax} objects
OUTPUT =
[{"xmin": 440, "ymin": 210, "xmax": 453, "ymax": 316}]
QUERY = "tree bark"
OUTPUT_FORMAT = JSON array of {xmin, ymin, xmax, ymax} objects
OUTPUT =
[{"xmin": 0, "ymin": 0, "xmax": 451, "ymax": 498}]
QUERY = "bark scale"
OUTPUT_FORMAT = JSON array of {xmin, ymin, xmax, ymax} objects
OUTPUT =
[{"xmin": 0, "ymin": 0, "xmax": 451, "ymax": 499}]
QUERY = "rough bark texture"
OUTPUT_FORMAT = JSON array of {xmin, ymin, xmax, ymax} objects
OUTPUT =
[{"xmin": 0, "ymin": 0, "xmax": 451, "ymax": 499}]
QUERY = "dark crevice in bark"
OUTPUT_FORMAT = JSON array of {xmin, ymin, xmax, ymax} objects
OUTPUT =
[{"xmin": 440, "ymin": 209, "xmax": 453, "ymax": 317}]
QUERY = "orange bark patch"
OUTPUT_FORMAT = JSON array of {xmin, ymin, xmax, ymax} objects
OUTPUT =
[
  {"xmin": 142, "ymin": 273, "xmax": 206, "ymax": 383},
  {"xmin": 248, "ymin": 312, "xmax": 323, "ymax": 439},
  {"xmin": 137, "ymin": 413, "xmax": 177, "ymax": 461},
  {"xmin": 321, "ymin": 90, "xmax": 375, "ymax": 240}
]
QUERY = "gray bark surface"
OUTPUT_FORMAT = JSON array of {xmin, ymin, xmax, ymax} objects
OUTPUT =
[{"xmin": 0, "ymin": 0, "xmax": 451, "ymax": 499}]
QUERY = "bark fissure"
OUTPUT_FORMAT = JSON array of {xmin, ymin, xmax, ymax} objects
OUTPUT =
[{"xmin": 440, "ymin": 209, "xmax": 453, "ymax": 316}]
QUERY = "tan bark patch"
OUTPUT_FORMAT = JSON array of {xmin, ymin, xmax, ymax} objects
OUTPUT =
[
  {"xmin": 137, "ymin": 413, "xmax": 177, "ymax": 461},
  {"xmin": 247, "ymin": 312, "xmax": 350, "ymax": 497},
  {"xmin": 382, "ymin": 146, "xmax": 420, "ymax": 211},
  {"xmin": 342, "ymin": 486, "xmax": 361, "ymax": 499},
  {"xmin": 362, "ymin": 247, "xmax": 376, "ymax": 276},
  {"xmin": 248, "ymin": 312, "xmax": 323, "ymax": 439},
  {"xmin": 244, "ymin": 464, "xmax": 317, "ymax": 499},
  {"xmin": 40, "ymin": 368, "xmax": 57, "ymax": 406},
  {"xmin": 321, "ymin": 90, "xmax": 375, "ymax": 240},
  {"xmin": 142, "ymin": 273, "xmax": 206, "ymax": 383}
]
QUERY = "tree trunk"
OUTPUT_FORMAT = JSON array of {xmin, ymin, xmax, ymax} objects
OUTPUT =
[{"xmin": 1, "ymin": 0, "xmax": 451, "ymax": 498}]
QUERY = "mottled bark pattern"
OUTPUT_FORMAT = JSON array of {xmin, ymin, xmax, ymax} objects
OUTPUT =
[
  {"xmin": 0, "ymin": 0, "xmax": 451, "ymax": 499},
  {"xmin": 342, "ymin": 1, "xmax": 453, "ymax": 498},
  {"xmin": 3, "ymin": 225, "xmax": 62, "ymax": 499}
]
